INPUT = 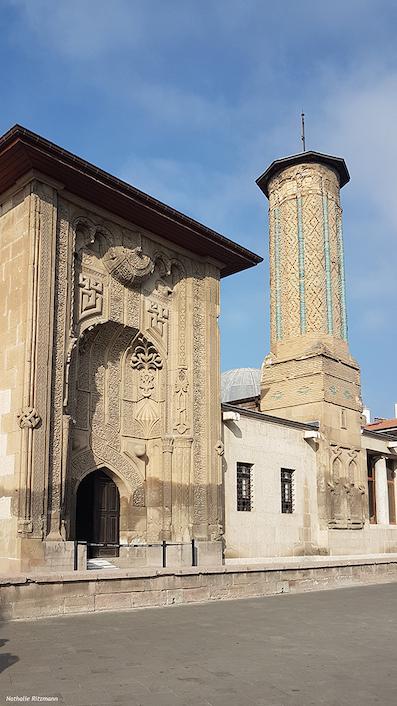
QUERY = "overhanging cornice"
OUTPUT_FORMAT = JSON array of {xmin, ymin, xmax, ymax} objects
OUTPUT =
[{"xmin": 0, "ymin": 125, "xmax": 262, "ymax": 277}]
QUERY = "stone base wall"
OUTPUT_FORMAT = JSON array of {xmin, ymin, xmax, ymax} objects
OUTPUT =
[
  {"xmin": 114, "ymin": 540, "xmax": 222, "ymax": 569},
  {"xmin": 328, "ymin": 526, "xmax": 397, "ymax": 555},
  {"xmin": 2, "ymin": 555, "xmax": 397, "ymax": 621},
  {"xmin": 32, "ymin": 540, "xmax": 223, "ymax": 572}
]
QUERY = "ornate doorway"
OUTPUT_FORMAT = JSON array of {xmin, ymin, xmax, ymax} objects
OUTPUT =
[{"xmin": 76, "ymin": 469, "xmax": 120, "ymax": 558}]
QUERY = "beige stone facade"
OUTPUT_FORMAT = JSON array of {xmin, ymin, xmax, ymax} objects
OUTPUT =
[
  {"xmin": 0, "ymin": 125, "xmax": 260, "ymax": 573},
  {"xmin": 2, "ymin": 128, "xmax": 397, "ymax": 582}
]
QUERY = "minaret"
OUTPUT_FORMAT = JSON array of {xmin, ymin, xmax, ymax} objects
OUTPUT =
[{"xmin": 257, "ymin": 152, "xmax": 366, "ymax": 530}]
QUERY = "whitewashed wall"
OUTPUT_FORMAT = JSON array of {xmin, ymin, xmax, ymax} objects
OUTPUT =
[{"xmin": 223, "ymin": 410, "xmax": 321, "ymax": 558}]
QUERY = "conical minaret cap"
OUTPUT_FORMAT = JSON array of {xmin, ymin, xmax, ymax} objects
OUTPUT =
[{"xmin": 256, "ymin": 151, "xmax": 350, "ymax": 198}]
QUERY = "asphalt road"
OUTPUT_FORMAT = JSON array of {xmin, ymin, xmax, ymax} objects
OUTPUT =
[{"xmin": 1, "ymin": 583, "xmax": 397, "ymax": 706}]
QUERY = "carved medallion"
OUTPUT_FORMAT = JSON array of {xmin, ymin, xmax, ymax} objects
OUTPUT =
[
  {"xmin": 17, "ymin": 407, "xmax": 41, "ymax": 429},
  {"xmin": 103, "ymin": 245, "xmax": 155, "ymax": 287}
]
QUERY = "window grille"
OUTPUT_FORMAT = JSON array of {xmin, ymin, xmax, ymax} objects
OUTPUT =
[
  {"xmin": 237, "ymin": 463, "xmax": 252, "ymax": 511},
  {"xmin": 281, "ymin": 468, "xmax": 294, "ymax": 513}
]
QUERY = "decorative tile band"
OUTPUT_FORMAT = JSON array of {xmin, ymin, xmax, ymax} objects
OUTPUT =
[
  {"xmin": 336, "ymin": 204, "xmax": 348, "ymax": 340},
  {"xmin": 322, "ymin": 194, "xmax": 333, "ymax": 334},
  {"xmin": 274, "ymin": 207, "xmax": 282, "ymax": 339},
  {"xmin": 296, "ymin": 197, "xmax": 306, "ymax": 334}
]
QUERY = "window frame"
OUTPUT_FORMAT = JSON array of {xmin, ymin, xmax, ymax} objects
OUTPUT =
[
  {"xmin": 236, "ymin": 462, "xmax": 253, "ymax": 512},
  {"xmin": 281, "ymin": 468, "xmax": 294, "ymax": 514}
]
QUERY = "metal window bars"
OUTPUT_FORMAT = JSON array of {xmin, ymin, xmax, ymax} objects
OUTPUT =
[
  {"xmin": 237, "ymin": 462, "xmax": 252, "ymax": 511},
  {"xmin": 73, "ymin": 539, "xmax": 198, "ymax": 571},
  {"xmin": 281, "ymin": 468, "xmax": 294, "ymax": 513}
]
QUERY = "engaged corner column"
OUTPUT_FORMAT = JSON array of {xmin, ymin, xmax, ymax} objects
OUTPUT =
[{"xmin": 375, "ymin": 456, "xmax": 389, "ymax": 525}]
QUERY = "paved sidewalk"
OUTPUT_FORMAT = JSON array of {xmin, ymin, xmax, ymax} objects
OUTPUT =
[{"xmin": 1, "ymin": 583, "xmax": 397, "ymax": 705}]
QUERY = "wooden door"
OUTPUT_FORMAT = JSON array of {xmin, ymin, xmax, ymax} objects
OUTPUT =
[{"xmin": 92, "ymin": 471, "xmax": 120, "ymax": 557}]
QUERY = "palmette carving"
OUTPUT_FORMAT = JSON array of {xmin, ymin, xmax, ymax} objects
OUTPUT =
[
  {"xmin": 130, "ymin": 337, "xmax": 164, "ymax": 439},
  {"xmin": 131, "ymin": 338, "xmax": 163, "ymax": 372}
]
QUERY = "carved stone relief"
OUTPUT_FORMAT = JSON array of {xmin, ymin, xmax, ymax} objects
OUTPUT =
[
  {"xmin": 18, "ymin": 407, "xmax": 41, "ymax": 429},
  {"xmin": 30, "ymin": 197, "xmax": 219, "ymax": 547},
  {"xmin": 102, "ymin": 245, "xmax": 155, "ymax": 287},
  {"xmin": 174, "ymin": 368, "xmax": 189, "ymax": 434},
  {"xmin": 18, "ymin": 183, "xmax": 57, "ymax": 538},
  {"xmin": 47, "ymin": 201, "xmax": 71, "ymax": 538},
  {"xmin": 129, "ymin": 336, "xmax": 165, "ymax": 439},
  {"xmin": 327, "ymin": 445, "xmax": 365, "ymax": 529},
  {"xmin": 78, "ymin": 273, "xmax": 103, "ymax": 321},
  {"xmin": 148, "ymin": 302, "xmax": 169, "ymax": 337},
  {"xmin": 192, "ymin": 267, "xmax": 208, "ymax": 529}
]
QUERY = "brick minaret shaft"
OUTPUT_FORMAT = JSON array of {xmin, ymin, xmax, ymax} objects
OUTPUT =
[{"xmin": 256, "ymin": 152, "xmax": 363, "ymax": 449}]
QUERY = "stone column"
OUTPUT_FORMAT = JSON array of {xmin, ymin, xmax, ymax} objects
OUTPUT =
[
  {"xmin": 171, "ymin": 437, "xmax": 193, "ymax": 542},
  {"xmin": 162, "ymin": 437, "xmax": 174, "ymax": 540},
  {"xmin": 375, "ymin": 456, "xmax": 389, "ymax": 525}
]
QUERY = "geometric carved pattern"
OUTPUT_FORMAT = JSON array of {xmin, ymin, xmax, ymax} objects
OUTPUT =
[
  {"xmin": 282, "ymin": 196, "xmax": 300, "ymax": 339},
  {"xmin": 302, "ymin": 192, "xmax": 327, "ymax": 334},
  {"xmin": 329, "ymin": 200, "xmax": 342, "ymax": 338},
  {"xmin": 335, "ymin": 205, "xmax": 348, "ymax": 340},
  {"xmin": 78, "ymin": 273, "xmax": 103, "ymax": 320},
  {"xmin": 268, "ymin": 164, "xmax": 347, "ymax": 349},
  {"xmin": 192, "ymin": 270, "xmax": 208, "ymax": 525},
  {"xmin": 17, "ymin": 406, "xmax": 41, "ymax": 429},
  {"xmin": 148, "ymin": 301, "xmax": 169, "ymax": 336}
]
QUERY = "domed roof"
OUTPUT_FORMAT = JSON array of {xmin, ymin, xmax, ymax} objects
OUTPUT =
[{"xmin": 221, "ymin": 368, "xmax": 261, "ymax": 403}]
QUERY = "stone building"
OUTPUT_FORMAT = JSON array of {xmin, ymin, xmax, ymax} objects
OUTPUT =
[
  {"xmin": 0, "ymin": 125, "xmax": 261, "ymax": 573},
  {"xmin": 223, "ymin": 151, "xmax": 397, "ymax": 558},
  {"xmin": 1, "ymin": 125, "xmax": 396, "ymax": 576}
]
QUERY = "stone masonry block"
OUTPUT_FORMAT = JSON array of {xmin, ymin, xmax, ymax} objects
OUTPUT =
[
  {"xmin": 63, "ymin": 594, "xmax": 95, "ymax": 614},
  {"xmin": 94, "ymin": 592, "xmax": 132, "ymax": 612},
  {"xmin": 183, "ymin": 586, "xmax": 211, "ymax": 603}
]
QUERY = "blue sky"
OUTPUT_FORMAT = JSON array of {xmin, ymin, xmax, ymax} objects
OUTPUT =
[{"xmin": 1, "ymin": 0, "xmax": 396, "ymax": 419}]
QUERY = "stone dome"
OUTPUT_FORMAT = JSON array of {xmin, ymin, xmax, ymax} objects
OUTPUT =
[{"xmin": 221, "ymin": 368, "xmax": 261, "ymax": 403}]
